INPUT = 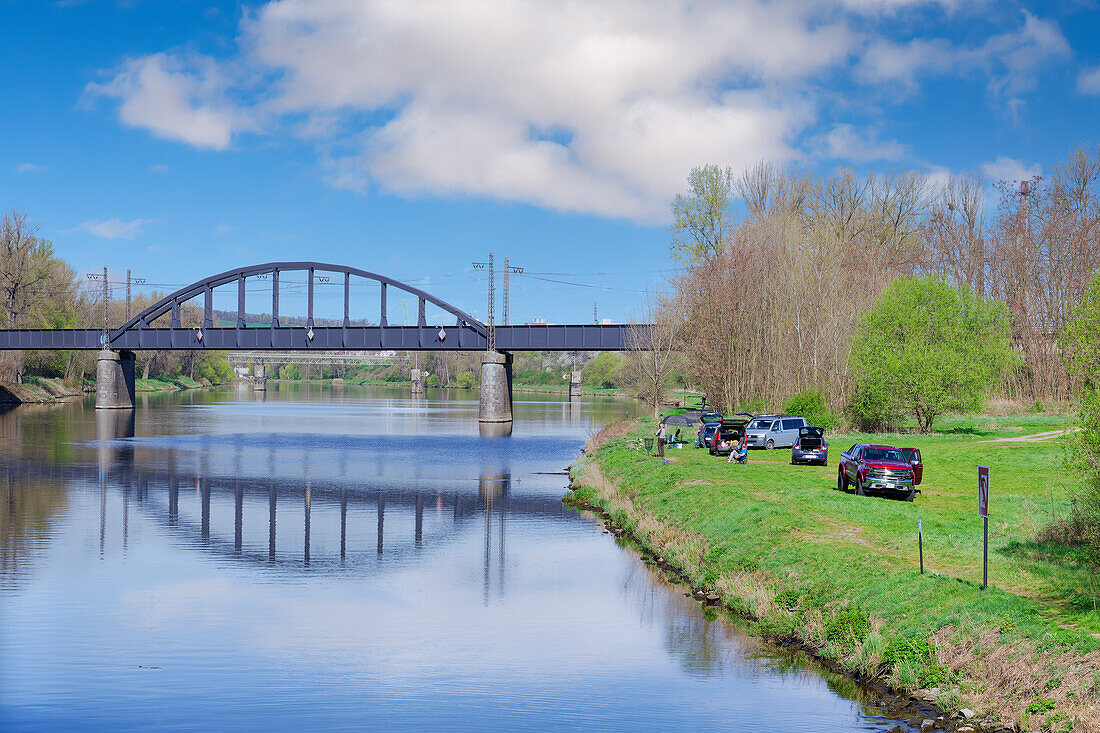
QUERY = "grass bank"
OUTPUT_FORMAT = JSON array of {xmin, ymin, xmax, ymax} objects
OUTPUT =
[
  {"xmin": 134, "ymin": 374, "xmax": 207, "ymax": 392},
  {"xmin": 568, "ymin": 413, "xmax": 1100, "ymax": 732},
  {"xmin": 0, "ymin": 377, "xmax": 83, "ymax": 403}
]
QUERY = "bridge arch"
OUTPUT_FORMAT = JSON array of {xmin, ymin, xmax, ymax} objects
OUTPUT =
[{"xmin": 111, "ymin": 261, "xmax": 486, "ymax": 341}]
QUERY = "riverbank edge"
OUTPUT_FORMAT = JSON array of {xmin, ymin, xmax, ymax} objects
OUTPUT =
[
  {"xmin": 0, "ymin": 374, "xmax": 225, "ymax": 404},
  {"xmin": 564, "ymin": 426, "xmax": 1061, "ymax": 733}
]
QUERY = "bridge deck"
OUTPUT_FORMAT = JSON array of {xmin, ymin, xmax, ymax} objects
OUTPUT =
[{"xmin": 0, "ymin": 324, "xmax": 638, "ymax": 351}]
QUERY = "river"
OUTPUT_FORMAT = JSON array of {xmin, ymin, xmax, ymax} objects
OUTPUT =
[{"xmin": 0, "ymin": 384, "xmax": 911, "ymax": 731}]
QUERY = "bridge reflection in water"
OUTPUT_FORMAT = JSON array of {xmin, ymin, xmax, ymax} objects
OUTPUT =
[{"xmin": 24, "ymin": 404, "xmax": 581, "ymax": 597}]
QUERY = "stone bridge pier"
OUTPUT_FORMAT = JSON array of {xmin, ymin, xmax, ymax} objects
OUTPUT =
[
  {"xmin": 479, "ymin": 351, "xmax": 512, "ymax": 424},
  {"xmin": 96, "ymin": 349, "xmax": 136, "ymax": 410}
]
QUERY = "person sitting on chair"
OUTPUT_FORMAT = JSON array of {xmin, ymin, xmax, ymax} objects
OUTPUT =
[{"xmin": 727, "ymin": 434, "xmax": 748, "ymax": 465}]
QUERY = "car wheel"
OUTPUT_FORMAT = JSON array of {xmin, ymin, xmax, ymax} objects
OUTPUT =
[
  {"xmin": 837, "ymin": 470, "xmax": 847, "ymax": 492},
  {"xmin": 766, "ymin": 440, "xmax": 774, "ymax": 450},
  {"xmin": 855, "ymin": 477, "xmax": 866, "ymax": 496}
]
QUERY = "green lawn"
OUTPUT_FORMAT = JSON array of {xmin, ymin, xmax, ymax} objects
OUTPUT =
[{"xmin": 572, "ymin": 412, "xmax": 1100, "ymax": 731}]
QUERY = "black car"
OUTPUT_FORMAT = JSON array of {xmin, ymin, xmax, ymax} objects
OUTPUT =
[
  {"xmin": 697, "ymin": 422, "xmax": 720, "ymax": 449},
  {"xmin": 791, "ymin": 426, "xmax": 828, "ymax": 465}
]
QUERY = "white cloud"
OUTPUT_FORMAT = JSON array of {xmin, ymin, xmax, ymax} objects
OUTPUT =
[
  {"xmin": 1079, "ymin": 65, "xmax": 1100, "ymax": 96},
  {"xmin": 86, "ymin": 53, "xmax": 252, "ymax": 149},
  {"xmin": 980, "ymin": 155, "xmax": 1041, "ymax": 184},
  {"xmin": 16, "ymin": 163, "xmax": 45, "ymax": 173},
  {"xmin": 149, "ymin": 164, "xmax": 170, "ymax": 173},
  {"xmin": 857, "ymin": 10, "xmax": 1070, "ymax": 101},
  {"xmin": 74, "ymin": 218, "xmax": 155, "ymax": 240},
  {"xmin": 811, "ymin": 123, "xmax": 910, "ymax": 162},
  {"xmin": 216, "ymin": 222, "xmax": 236, "ymax": 234},
  {"xmin": 87, "ymin": 1, "xmax": 1072, "ymax": 221}
]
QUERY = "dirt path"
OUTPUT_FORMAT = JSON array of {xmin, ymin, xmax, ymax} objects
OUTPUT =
[{"xmin": 985, "ymin": 428, "xmax": 1079, "ymax": 443}]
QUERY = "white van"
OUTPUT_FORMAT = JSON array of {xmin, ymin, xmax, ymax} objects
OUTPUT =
[{"xmin": 744, "ymin": 415, "xmax": 807, "ymax": 449}]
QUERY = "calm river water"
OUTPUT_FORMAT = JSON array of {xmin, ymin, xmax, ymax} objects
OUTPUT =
[{"xmin": 1, "ymin": 385, "xmax": 908, "ymax": 731}]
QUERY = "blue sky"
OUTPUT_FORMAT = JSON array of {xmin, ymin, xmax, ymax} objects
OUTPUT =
[{"xmin": 1, "ymin": 0, "xmax": 1098, "ymax": 325}]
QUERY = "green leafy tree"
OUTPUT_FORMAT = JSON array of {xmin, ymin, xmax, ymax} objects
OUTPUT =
[
  {"xmin": 195, "ymin": 353, "xmax": 235, "ymax": 384},
  {"xmin": 455, "ymin": 371, "xmax": 476, "ymax": 389},
  {"xmin": 1060, "ymin": 271, "xmax": 1100, "ymax": 552},
  {"xmin": 670, "ymin": 164, "xmax": 734, "ymax": 260},
  {"xmin": 582, "ymin": 352, "xmax": 626, "ymax": 389},
  {"xmin": 783, "ymin": 390, "xmax": 838, "ymax": 429},
  {"xmin": 847, "ymin": 276, "xmax": 1014, "ymax": 433}
]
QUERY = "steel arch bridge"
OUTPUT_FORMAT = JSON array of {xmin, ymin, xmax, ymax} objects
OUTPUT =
[{"xmin": 0, "ymin": 262, "xmax": 638, "ymax": 352}]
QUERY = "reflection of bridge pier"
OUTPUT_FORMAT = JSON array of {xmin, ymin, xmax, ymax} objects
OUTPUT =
[{"xmin": 97, "ymin": 408, "xmax": 135, "ymax": 556}]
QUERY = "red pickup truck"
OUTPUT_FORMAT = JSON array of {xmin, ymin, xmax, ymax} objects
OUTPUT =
[{"xmin": 837, "ymin": 444, "xmax": 923, "ymax": 501}]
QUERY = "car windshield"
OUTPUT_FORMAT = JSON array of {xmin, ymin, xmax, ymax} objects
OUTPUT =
[
  {"xmin": 748, "ymin": 419, "xmax": 773, "ymax": 430},
  {"xmin": 865, "ymin": 448, "xmax": 903, "ymax": 462}
]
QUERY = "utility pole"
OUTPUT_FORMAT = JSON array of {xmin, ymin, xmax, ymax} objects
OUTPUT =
[
  {"xmin": 124, "ymin": 271, "xmax": 146, "ymax": 322},
  {"xmin": 1013, "ymin": 179, "xmax": 1032, "ymax": 339},
  {"xmin": 86, "ymin": 267, "xmax": 110, "ymax": 343},
  {"xmin": 593, "ymin": 301, "xmax": 598, "ymax": 324},
  {"xmin": 472, "ymin": 253, "xmax": 495, "ymax": 351},
  {"xmin": 502, "ymin": 258, "xmax": 523, "ymax": 326}
]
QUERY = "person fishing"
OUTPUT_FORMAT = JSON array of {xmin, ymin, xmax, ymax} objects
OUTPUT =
[{"xmin": 655, "ymin": 422, "xmax": 667, "ymax": 458}]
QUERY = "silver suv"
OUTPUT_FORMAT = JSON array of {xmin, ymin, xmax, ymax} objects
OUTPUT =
[{"xmin": 744, "ymin": 415, "xmax": 807, "ymax": 449}]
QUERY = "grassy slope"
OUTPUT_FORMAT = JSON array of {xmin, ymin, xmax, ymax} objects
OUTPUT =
[
  {"xmin": 572, "ymin": 412, "xmax": 1100, "ymax": 732},
  {"xmin": 135, "ymin": 375, "xmax": 204, "ymax": 392}
]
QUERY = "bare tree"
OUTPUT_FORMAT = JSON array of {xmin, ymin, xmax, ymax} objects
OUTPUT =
[{"xmin": 627, "ymin": 290, "xmax": 681, "ymax": 420}]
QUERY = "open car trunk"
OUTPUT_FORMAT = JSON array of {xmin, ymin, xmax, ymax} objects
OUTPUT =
[{"xmin": 797, "ymin": 427, "xmax": 824, "ymax": 449}]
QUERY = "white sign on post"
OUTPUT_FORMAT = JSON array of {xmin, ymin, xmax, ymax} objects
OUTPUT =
[{"xmin": 978, "ymin": 466, "xmax": 989, "ymax": 518}]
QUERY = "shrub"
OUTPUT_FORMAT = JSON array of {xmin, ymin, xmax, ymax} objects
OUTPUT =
[
  {"xmin": 783, "ymin": 390, "xmax": 839, "ymax": 429},
  {"xmin": 426, "ymin": 374, "xmax": 441, "ymax": 388},
  {"xmin": 824, "ymin": 606, "xmax": 868, "ymax": 644},
  {"xmin": 455, "ymin": 371, "xmax": 477, "ymax": 389}
]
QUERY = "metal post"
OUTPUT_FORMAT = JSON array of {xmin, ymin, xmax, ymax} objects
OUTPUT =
[
  {"xmin": 380, "ymin": 283, "xmax": 388, "ymax": 326},
  {"xmin": 343, "ymin": 272, "xmax": 351, "ymax": 328},
  {"xmin": 126, "ymin": 269, "xmax": 131, "ymax": 320},
  {"xmin": 237, "ymin": 275, "xmax": 246, "ymax": 329},
  {"xmin": 471, "ymin": 255, "xmax": 497, "ymax": 351},
  {"xmin": 272, "ymin": 269, "xmax": 280, "ymax": 328},
  {"xmin": 307, "ymin": 267, "xmax": 314, "ymax": 329},
  {"xmin": 918, "ymin": 519, "xmax": 923, "ymax": 575},
  {"xmin": 503, "ymin": 257, "xmax": 509, "ymax": 327},
  {"xmin": 488, "ymin": 253, "xmax": 495, "ymax": 351},
  {"xmin": 102, "ymin": 266, "xmax": 109, "ymax": 338},
  {"xmin": 982, "ymin": 516, "xmax": 988, "ymax": 590}
]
